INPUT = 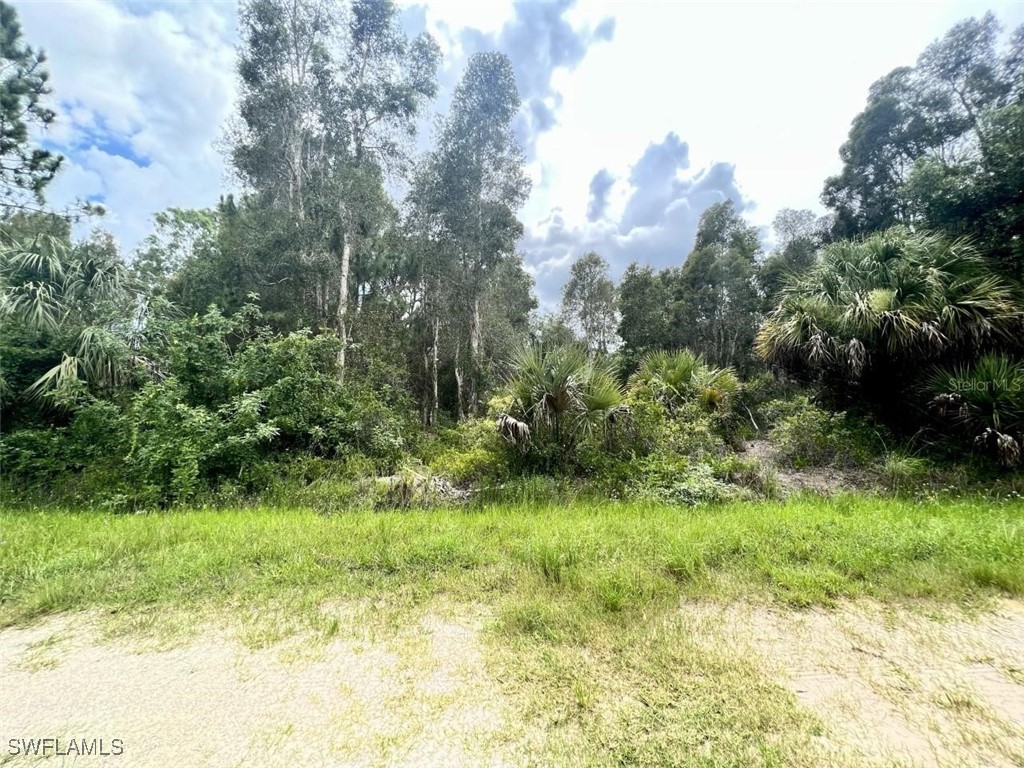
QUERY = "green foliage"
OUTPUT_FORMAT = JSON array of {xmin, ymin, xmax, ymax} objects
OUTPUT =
[
  {"xmin": 427, "ymin": 417, "xmax": 508, "ymax": 486},
  {"xmin": 500, "ymin": 344, "xmax": 626, "ymax": 468},
  {"xmin": 822, "ymin": 12, "xmax": 1022, "ymax": 278},
  {"xmin": 630, "ymin": 349, "xmax": 740, "ymax": 414},
  {"xmin": 671, "ymin": 202, "xmax": 763, "ymax": 372},
  {"xmin": 769, "ymin": 396, "xmax": 882, "ymax": 468},
  {"xmin": 928, "ymin": 353, "xmax": 1024, "ymax": 466},
  {"xmin": 0, "ymin": 222, "xmax": 148, "ymax": 406},
  {"xmin": 628, "ymin": 457, "xmax": 740, "ymax": 506},
  {"xmin": 617, "ymin": 262, "xmax": 670, "ymax": 367},
  {"xmin": 1, "ymin": 303, "xmax": 414, "ymax": 507},
  {"xmin": 758, "ymin": 227, "xmax": 1022, "ymax": 440}
]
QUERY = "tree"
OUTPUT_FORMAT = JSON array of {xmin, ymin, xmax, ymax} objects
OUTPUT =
[
  {"xmin": 822, "ymin": 12, "xmax": 1022, "ymax": 259},
  {"xmin": 0, "ymin": 2, "xmax": 62, "ymax": 213},
  {"xmin": 230, "ymin": 0, "xmax": 439, "ymax": 375},
  {"xmin": 904, "ymin": 103, "xmax": 1024, "ymax": 280},
  {"xmin": 759, "ymin": 208, "xmax": 822, "ymax": 307},
  {"xmin": 617, "ymin": 262, "xmax": 670, "ymax": 370},
  {"xmin": 411, "ymin": 52, "xmax": 530, "ymax": 418},
  {"xmin": 133, "ymin": 208, "xmax": 220, "ymax": 296},
  {"xmin": 671, "ymin": 201, "xmax": 762, "ymax": 372},
  {"xmin": 560, "ymin": 251, "xmax": 618, "ymax": 353},
  {"xmin": 531, "ymin": 312, "xmax": 577, "ymax": 348}
]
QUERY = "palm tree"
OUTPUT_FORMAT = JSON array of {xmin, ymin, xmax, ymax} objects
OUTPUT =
[
  {"xmin": 629, "ymin": 349, "xmax": 739, "ymax": 414},
  {"xmin": 757, "ymin": 228, "xmax": 1022, "ymax": 377},
  {"xmin": 498, "ymin": 344, "xmax": 625, "ymax": 455},
  {"xmin": 0, "ymin": 225, "xmax": 142, "ymax": 402}
]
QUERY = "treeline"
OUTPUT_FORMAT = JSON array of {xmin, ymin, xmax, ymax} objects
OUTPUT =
[{"xmin": 1, "ymin": 2, "xmax": 1022, "ymax": 507}]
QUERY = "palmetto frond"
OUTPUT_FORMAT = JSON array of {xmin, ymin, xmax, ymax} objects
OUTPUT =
[
  {"xmin": 757, "ymin": 228, "xmax": 1022, "ymax": 377},
  {"xmin": 2, "ymin": 228, "xmax": 140, "ymax": 402},
  {"xmin": 502, "ymin": 343, "xmax": 625, "ymax": 451},
  {"xmin": 630, "ymin": 349, "xmax": 739, "ymax": 414}
]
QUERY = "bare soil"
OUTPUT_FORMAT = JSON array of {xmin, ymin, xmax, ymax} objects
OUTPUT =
[
  {"xmin": 743, "ymin": 439, "xmax": 879, "ymax": 496},
  {"xmin": 2, "ymin": 600, "xmax": 1022, "ymax": 767},
  {"xmin": 685, "ymin": 599, "xmax": 1024, "ymax": 768}
]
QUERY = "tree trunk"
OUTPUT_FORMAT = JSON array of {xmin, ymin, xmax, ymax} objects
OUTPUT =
[
  {"xmin": 431, "ymin": 316, "xmax": 440, "ymax": 426},
  {"xmin": 468, "ymin": 295, "xmax": 481, "ymax": 417},
  {"xmin": 454, "ymin": 345, "xmax": 465, "ymax": 421},
  {"xmin": 336, "ymin": 227, "xmax": 352, "ymax": 381},
  {"xmin": 422, "ymin": 347, "xmax": 431, "ymax": 427}
]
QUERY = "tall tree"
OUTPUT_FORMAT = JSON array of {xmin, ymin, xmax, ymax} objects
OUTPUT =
[
  {"xmin": 231, "ymin": 0, "xmax": 439, "ymax": 375},
  {"xmin": 617, "ymin": 262, "xmax": 670, "ymax": 366},
  {"xmin": 0, "ymin": 2, "xmax": 62, "ymax": 213},
  {"xmin": 822, "ymin": 12, "xmax": 1022, "ymax": 257},
  {"xmin": 759, "ymin": 208, "xmax": 822, "ymax": 307},
  {"xmin": 560, "ymin": 251, "xmax": 618, "ymax": 354},
  {"xmin": 412, "ymin": 52, "xmax": 530, "ymax": 418},
  {"xmin": 670, "ymin": 201, "xmax": 762, "ymax": 372}
]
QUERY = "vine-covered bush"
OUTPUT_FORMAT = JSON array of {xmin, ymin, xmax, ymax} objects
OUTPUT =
[{"xmin": 0, "ymin": 304, "xmax": 415, "ymax": 507}]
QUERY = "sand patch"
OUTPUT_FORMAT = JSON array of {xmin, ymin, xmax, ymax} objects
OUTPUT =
[
  {"xmin": 681, "ymin": 599, "xmax": 1024, "ymax": 767},
  {"xmin": 0, "ymin": 607, "xmax": 511, "ymax": 768}
]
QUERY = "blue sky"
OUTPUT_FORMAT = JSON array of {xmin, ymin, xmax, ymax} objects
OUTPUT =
[{"xmin": 15, "ymin": 0, "xmax": 1024, "ymax": 307}]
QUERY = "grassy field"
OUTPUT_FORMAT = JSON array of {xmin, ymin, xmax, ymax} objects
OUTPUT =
[{"xmin": 2, "ymin": 495, "xmax": 1023, "ymax": 766}]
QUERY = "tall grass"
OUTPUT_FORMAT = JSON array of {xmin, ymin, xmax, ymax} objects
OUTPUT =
[{"xmin": 2, "ymin": 495, "xmax": 1021, "ymax": 627}]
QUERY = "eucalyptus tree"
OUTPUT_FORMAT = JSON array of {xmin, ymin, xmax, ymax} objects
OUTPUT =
[
  {"xmin": 560, "ymin": 251, "xmax": 618, "ymax": 354},
  {"xmin": 671, "ymin": 201, "xmax": 762, "ymax": 372},
  {"xmin": 231, "ymin": 0, "xmax": 439, "ymax": 376},
  {"xmin": 413, "ymin": 52, "xmax": 531, "ymax": 417},
  {"xmin": 0, "ymin": 2, "xmax": 62, "ymax": 214}
]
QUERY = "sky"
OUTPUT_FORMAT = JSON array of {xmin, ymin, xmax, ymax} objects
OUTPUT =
[{"xmin": 14, "ymin": 0, "xmax": 1024, "ymax": 307}]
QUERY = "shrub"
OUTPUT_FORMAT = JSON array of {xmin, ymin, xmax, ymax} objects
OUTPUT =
[
  {"xmin": 928, "ymin": 353, "xmax": 1024, "ymax": 467},
  {"xmin": 769, "ymin": 397, "xmax": 882, "ymax": 468},
  {"xmin": 627, "ymin": 456, "xmax": 740, "ymax": 505},
  {"xmin": 629, "ymin": 349, "xmax": 739, "ymax": 414},
  {"xmin": 499, "ymin": 344, "xmax": 627, "ymax": 470},
  {"xmin": 428, "ymin": 418, "xmax": 508, "ymax": 486}
]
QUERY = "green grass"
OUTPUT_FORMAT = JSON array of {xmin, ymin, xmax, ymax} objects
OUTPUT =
[
  {"xmin": 1, "ymin": 495, "xmax": 1021, "ymax": 629},
  {"xmin": 1, "ymin": 495, "xmax": 1021, "ymax": 767}
]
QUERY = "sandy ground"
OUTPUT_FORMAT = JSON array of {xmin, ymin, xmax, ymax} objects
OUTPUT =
[
  {"xmin": 686, "ymin": 599, "xmax": 1024, "ymax": 768},
  {"xmin": 2, "ymin": 601, "xmax": 1022, "ymax": 767},
  {"xmin": 742, "ymin": 439, "xmax": 878, "ymax": 495},
  {"xmin": 0, "ymin": 607, "xmax": 512, "ymax": 768}
]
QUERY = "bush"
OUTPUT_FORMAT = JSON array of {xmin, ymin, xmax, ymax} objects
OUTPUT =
[
  {"xmin": 428, "ymin": 418, "xmax": 508, "ymax": 486},
  {"xmin": 0, "ymin": 304, "xmax": 418, "ymax": 507},
  {"xmin": 769, "ymin": 397, "xmax": 882, "ymax": 468},
  {"xmin": 928, "ymin": 353, "xmax": 1024, "ymax": 467}
]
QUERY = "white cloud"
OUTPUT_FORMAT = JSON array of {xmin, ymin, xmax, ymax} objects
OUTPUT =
[
  {"xmin": 15, "ymin": 0, "xmax": 237, "ymax": 252},
  {"xmin": 13, "ymin": 0, "xmax": 1022, "ymax": 287}
]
